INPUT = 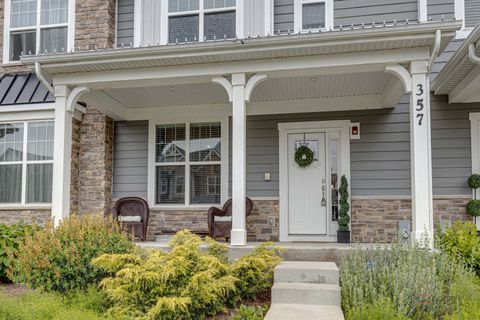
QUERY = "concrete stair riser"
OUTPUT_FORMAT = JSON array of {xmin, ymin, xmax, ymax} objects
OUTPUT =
[
  {"xmin": 271, "ymin": 282, "xmax": 341, "ymax": 305},
  {"xmin": 274, "ymin": 261, "xmax": 339, "ymax": 284}
]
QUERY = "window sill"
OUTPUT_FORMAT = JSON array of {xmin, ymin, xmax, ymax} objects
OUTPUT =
[
  {"xmin": 0, "ymin": 204, "xmax": 52, "ymax": 210},
  {"xmin": 1, "ymin": 61, "xmax": 24, "ymax": 67}
]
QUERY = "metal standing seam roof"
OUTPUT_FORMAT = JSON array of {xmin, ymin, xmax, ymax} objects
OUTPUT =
[{"xmin": 0, "ymin": 73, "xmax": 54, "ymax": 105}]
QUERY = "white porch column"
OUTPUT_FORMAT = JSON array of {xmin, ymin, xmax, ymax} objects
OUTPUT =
[
  {"xmin": 212, "ymin": 73, "xmax": 267, "ymax": 246},
  {"xmin": 231, "ymin": 73, "xmax": 247, "ymax": 245},
  {"xmin": 51, "ymin": 85, "xmax": 73, "ymax": 225},
  {"xmin": 409, "ymin": 61, "xmax": 434, "ymax": 245}
]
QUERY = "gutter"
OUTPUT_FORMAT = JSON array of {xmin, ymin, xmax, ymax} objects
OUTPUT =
[
  {"xmin": 428, "ymin": 30, "xmax": 442, "ymax": 73},
  {"xmin": 21, "ymin": 21, "xmax": 461, "ymax": 67},
  {"xmin": 34, "ymin": 62, "xmax": 55, "ymax": 95},
  {"xmin": 469, "ymin": 42, "xmax": 480, "ymax": 64}
]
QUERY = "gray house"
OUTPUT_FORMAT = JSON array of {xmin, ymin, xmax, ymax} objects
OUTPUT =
[{"xmin": 0, "ymin": 0, "xmax": 479, "ymax": 245}]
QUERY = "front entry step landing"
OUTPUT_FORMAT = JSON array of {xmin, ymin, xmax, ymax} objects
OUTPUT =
[{"xmin": 264, "ymin": 261, "xmax": 345, "ymax": 320}]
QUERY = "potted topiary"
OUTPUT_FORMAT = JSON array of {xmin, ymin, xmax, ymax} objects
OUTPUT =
[
  {"xmin": 467, "ymin": 174, "xmax": 480, "ymax": 218},
  {"xmin": 337, "ymin": 175, "xmax": 351, "ymax": 243}
]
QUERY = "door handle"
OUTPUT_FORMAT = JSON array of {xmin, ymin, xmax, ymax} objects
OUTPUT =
[{"xmin": 321, "ymin": 183, "xmax": 326, "ymax": 206}]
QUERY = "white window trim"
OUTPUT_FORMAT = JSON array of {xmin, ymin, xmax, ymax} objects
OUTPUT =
[
  {"xmin": 294, "ymin": 0, "xmax": 333, "ymax": 34},
  {"xmin": 3, "ymin": 0, "xmax": 75, "ymax": 64},
  {"xmin": 147, "ymin": 117, "xmax": 229, "ymax": 209},
  {"xmin": 164, "ymin": 0, "xmax": 240, "ymax": 44},
  {"xmin": 0, "ymin": 118, "xmax": 54, "ymax": 208},
  {"xmin": 469, "ymin": 112, "xmax": 480, "ymax": 229},
  {"xmin": 453, "ymin": 0, "xmax": 474, "ymax": 39}
]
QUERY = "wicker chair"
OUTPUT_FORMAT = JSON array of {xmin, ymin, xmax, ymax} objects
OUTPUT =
[
  {"xmin": 113, "ymin": 197, "xmax": 149, "ymax": 241},
  {"xmin": 207, "ymin": 198, "xmax": 253, "ymax": 242}
]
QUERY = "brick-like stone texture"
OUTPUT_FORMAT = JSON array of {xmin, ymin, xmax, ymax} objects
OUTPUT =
[
  {"xmin": 351, "ymin": 197, "xmax": 473, "ymax": 243},
  {"xmin": 0, "ymin": 209, "xmax": 50, "ymax": 226},
  {"xmin": 138, "ymin": 199, "xmax": 279, "ymax": 241},
  {"xmin": 75, "ymin": 0, "xmax": 116, "ymax": 50},
  {"xmin": 78, "ymin": 107, "xmax": 114, "ymax": 215}
]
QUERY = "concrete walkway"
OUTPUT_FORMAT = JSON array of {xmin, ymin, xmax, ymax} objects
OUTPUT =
[{"xmin": 264, "ymin": 261, "xmax": 345, "ymax": 320}]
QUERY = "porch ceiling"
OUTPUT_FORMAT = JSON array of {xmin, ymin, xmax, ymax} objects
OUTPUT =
[{"xmin": 100, "ymin": 72, "xmax": 393, "ymax": 108}]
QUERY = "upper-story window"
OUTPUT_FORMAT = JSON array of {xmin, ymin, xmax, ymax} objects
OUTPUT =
[
  {"xmin": 168, "ymin": 0, "xmax": 236, "ymax": 43},
  {"xmin": 4, "ymin": 0, "xmax": 73, "ymax": 62},
  {"xmin": 294, "ymin": 0, "xmax": 333, "ymax": 33}
]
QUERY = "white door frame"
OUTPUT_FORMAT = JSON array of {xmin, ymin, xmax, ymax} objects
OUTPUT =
[{"xmin": 278, "ymin": 120, "xmax": 351, "ymax": 242}]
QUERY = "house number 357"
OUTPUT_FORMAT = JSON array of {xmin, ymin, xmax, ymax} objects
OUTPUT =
[{"xmin": 416, "ymin": 84, "xmax": 424, "ymax": 126}]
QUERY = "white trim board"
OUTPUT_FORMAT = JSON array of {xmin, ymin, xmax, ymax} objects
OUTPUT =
[
  {"xmin": 278, "ymin": 120, "xmax": 351, "ymax": 242},
  {"xmin": 470, "ymin": 112, "xmax": 480, "ymax": 229}
]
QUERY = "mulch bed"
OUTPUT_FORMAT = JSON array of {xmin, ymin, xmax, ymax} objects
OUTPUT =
[
  {"xmin": 0, "ymin": 283, "xmax": 29, "ymax": 296},
  {"xmin": 207, "ymin": 290, "xmax": 271, "ymax": 320}
]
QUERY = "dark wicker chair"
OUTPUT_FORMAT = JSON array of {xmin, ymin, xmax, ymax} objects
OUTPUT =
[
  {"xmin": 207, "ymin": 198, "xmax": 253, "ymax": 242},
  {"xmin": 113, "ymin": 197, "xmax": 149, "ymax": 242}
]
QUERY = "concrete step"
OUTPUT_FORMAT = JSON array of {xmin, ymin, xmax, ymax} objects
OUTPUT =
[
  {"xmin": 274, "ymin": 261, "xmax": 339, "ymax": 284},
  {"xmin": 264, "ymin": 304, "xmax": 345, "ymax": 320},
  {"xmin": 271, "ymin": 282, "xmax": 341, "ymax": 306}
]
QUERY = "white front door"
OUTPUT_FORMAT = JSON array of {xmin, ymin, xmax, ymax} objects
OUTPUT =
[{"xmin": 287, "ymin": 132, "xmax": 327, "ymax": 235}]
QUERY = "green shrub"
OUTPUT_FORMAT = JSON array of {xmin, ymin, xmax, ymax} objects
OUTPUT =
[
  {"xmin": 231, "ymin": 305, "xmax": 268, "ymax": 320},
  {"xmin": 437, "ymin": 221, "xmax": 480, "ymax": 275},
  {"xmin": 0, "ymin": 289, "xmax": 128, "ymax": 320},
  {"xmin": 445, "ymin": 269, "xmax": 480, "ymax": 320},
  {"xmin": 468, "ymin": 174, "xmax": 480, "ymax": 189},
  {"xmin": 231, "ymin": 243, "xmax": 283, "ymax": 300},
  {"xmin": 346, "ymin": 297, "xmax": 411, "ymax": 320},
  {"xmin": 340, "ymin": 241, "xmax": 467, "ymax": 319},
  {"xmin": 92, "ymin": 230, "xmax": 282, "ymax": 320},
  {"xmin": 338, "ymin": 175, "xmax": 350, "ymax": 232},
  {"xmin": 0, "ymin": 223, "xmax": 37, "ymax": 282},
  {"xmin": 9, "ymin": 214, "xmax": 134, "ymax": 292}
]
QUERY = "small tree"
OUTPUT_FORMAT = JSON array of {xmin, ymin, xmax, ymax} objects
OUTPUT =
[
  {"xmin": 467, "ymin": 174, "xmax": 480, "ymax": 219},
  {"xmin": 338, "ymin": 175, "xmax": 350, "ymax": 232}
]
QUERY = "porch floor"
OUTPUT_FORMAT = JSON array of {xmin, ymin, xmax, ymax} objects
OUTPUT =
[{"xmin": 138, "ymin": 241, "xmax": 378, "ymax": 265}]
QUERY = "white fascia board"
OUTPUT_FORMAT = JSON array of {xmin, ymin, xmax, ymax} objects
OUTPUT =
[
  {"xmin": 22, "ymin": 21, "xmax": 461, "ymax": 68},
  {"xmin": 54, "ymin": 47, "xmax": 430, "ymax": 88}
]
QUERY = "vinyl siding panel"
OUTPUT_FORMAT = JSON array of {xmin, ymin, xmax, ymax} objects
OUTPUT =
[
  {"xmin": 274, "ymin": 0, "xmax": 294, "ymax": 32},
  {"xmin": 113, "ymin": 121, "xmax": 148, "ymax": 199},
  {"xmin": 334, "ymin": 0, "xmax": 418, "ymax": 26},
  {"xmin": 112, "ymin": 99, "xmax": 480, "ymax": 199},
  {"xmin": 116, "ymin": 0, "xmax": 134, "ymax": 47},
  {"xmin": 427, "ymin": 0, "xmax": 455, "ymax": 21},
  {"xmin": 466, "ymin": 0, "xmax": 480, "ymax": 27}
]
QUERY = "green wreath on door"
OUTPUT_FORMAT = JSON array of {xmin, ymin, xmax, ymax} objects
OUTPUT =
[{"xmin": 295, "ymin": 146, "xmax": 314, "ymax": 168}]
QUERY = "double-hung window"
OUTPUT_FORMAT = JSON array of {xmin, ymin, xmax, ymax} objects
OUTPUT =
[
  {"xmin": 0, "ymin": 120, "xmax": 54, "ymax": 205},
  {"xmin": 154, "ymin": 122, "xmax": 224, "ymax": 206},
  {"xmin": 294, "ymin": 0, "xmax": 333, "ymax": 32},
  {"xmin": 168, "ymin": 0, "xmax": 237, "ymax": 43},
  {"xmin": 5, "ymin": 0, "xmax": 72, "ymax": 62}
]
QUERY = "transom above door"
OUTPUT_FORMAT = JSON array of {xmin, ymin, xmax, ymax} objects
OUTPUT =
[{"xmin": 278, "ymin": 120, "xmax": 351, "ymax": 242}]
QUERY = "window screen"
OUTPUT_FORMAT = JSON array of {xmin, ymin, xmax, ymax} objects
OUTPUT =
[
  {"xmin": 40, "ymin": 26, "xmax": 67, "ymax": 53},
  {"xmin": 204, "ymin": 11, "xmax": 236, "ymax": 40},
  {"xmin": 302, "ymin": 2, "xmax": 325, "ymax": 29},
  {"xmin": 169, "ymin": 15, "xmax": 199, "ymax": 43},
  {"xmin": 10, "ymin": 30, "xmax": 36, "ymax": 60}
]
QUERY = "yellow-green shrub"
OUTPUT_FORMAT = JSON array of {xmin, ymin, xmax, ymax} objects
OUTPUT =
[
  {"xmin": 92, "ymin": 230, "xmax": 282, "ymax": 320},
  {"xmin": 437, "ymin": 221, "xmax": 480, "ymax": 275},
  {"xmin": 9, "ymin": 214, "xmax": 134, "ymax": 292}
]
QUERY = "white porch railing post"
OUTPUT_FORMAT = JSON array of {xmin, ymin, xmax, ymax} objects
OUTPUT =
[
  {"xmin": 409, "ymin": 61, "xmax": 434, "ymax": 246},
  {"xmin": 51, "ymin": 85, "xmax": 73, "ymax": 225},
  {"xmin": 231, "ymin": 73, "xmax": 247, "ymax": 246}
]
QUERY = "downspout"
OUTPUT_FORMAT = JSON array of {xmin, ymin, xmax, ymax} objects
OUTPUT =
[
  {"xmin": 428, "ymin": 30, "xmax": 442, "ymax": 73},
  {"xmin": 469, "ymin": 42, "xmax": 480, "ymax": 65},
  {"xmin": 35, "ymin": 62, "xmax": 55, "ymax": 95}
]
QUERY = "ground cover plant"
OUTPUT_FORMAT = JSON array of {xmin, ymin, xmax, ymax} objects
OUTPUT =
[
  {"xmin": 8, "ymin": 214, "xmax": 134, "ymax": 292},
  {"xmin": 340, "ymin": 234, "xmax": 480, "ymax": 320},
  {"xmin": 92, "ymin": 230, "xmax": 282, "ymax": 320}
]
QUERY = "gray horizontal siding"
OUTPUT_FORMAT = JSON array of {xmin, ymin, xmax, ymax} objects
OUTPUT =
[
  {"xmin": 334, "ymin": 0, "xmax": 418, "ymax": 26},
  {"xmin": 431, "ymin": 95, "xmax": 478, "ymax": 196},
  {"xmin": 116, "ymin": 0, "xmax": 134, "ymax": 47},
  {"xmin": 466, "ymin": 0, "xmax": 480, "ymax": 27},
  {"xmin": 430, "ymin": 39, "xmax": 462, "ymax": 81},
  {"xmin": 427, "ymin": 0, "xmax": 455, "ymax": 21},
  {"xmin": 113, "ymin": 121, "xmax": 148, "ymax": 199},
  {"xmin": 274, "ymin": 0, "xmax": 294, "ymax": 32},
  {"xmin": 112, "ymin": 98, "xmax": 480, "ymax": 199}
]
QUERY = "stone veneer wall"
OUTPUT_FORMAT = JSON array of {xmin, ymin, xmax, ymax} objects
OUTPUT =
[
  {"xmin": 351, "ymin": 197, "xmax": 473, "ymax": 243},
  {"xmin": 144, "ymin": 199, "xmax": 280, "ymax": 242},
  {"xmin": 0, "ymin": 209, "xmax": 50, "ymax": 226},
  {"xmin": 75, "ymin": 0, "xmax": 116, "ymax": 50},
  {"xmin": 78, "ymin": 107, "xmax": 114, "ymax": 215}
]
